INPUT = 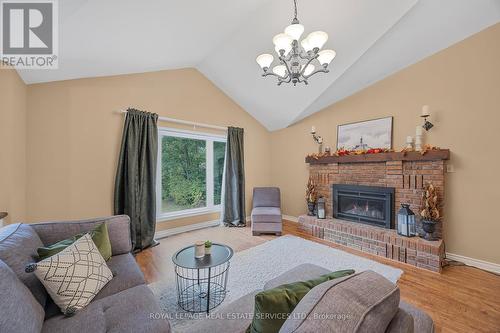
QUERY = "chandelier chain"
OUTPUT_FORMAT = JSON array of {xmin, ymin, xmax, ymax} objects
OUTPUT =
[{"xmin": 293, "ymin": 0, "xmax": 298, "ymax": 20}]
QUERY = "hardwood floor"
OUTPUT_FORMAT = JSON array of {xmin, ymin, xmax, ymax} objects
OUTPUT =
[{"xmin": 135, "ymin": 221, "xmax": 500, "ymax": 333}]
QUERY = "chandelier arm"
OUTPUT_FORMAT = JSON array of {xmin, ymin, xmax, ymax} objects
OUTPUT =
[
  {"xmin": 299, "ymin": 53, "xmax": 319, "ymax": 76},
  {"xmin": 281, "ymin": 58, "xmax": 294, "ymax": 79},
  {"xmin": 262, "ymin": 71, "xmax": 282, "ymax": 78},
  {"xmin": 296, "ymin": 75, "xmax": 309, "ymax": 85},
  {"xmin": 263, "ymin": 71, "xmax": 291, "ymax": 84},
  {"xmin": 277, "ymin": 75, "xmax": 292, "ymax": 86}
]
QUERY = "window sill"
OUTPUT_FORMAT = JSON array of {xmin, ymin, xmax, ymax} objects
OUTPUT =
[{"xmin": 156, "ymin": 206, "xmax": 222, "ymax": 223}]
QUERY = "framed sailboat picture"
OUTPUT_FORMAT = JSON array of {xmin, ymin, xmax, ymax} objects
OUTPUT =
[{"xmin": 336, "ymin": 117, "xmax": 393, "ymax": 150}]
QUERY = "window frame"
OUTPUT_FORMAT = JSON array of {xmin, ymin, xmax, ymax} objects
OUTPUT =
[{"xmin": 156, "ymin": 127, "xmax": 227, "ymax": 222}]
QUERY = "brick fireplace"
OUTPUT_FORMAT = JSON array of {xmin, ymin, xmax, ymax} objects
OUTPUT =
[{"xmin": 299, "ymin": 150, "xmax": 449, "ymax": 272}]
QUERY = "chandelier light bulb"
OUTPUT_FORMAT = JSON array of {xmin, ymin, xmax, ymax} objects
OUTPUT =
[
  {"xmin": 284, "ymin": 23, "xmax": 304, "ymax": 41},
  {"xmin": 256, "ymin": 54, "xmax": 274, "ymax": 69},
  {"xmin": 307, "ymin": 31, "xmax": 328, "ymax": 50},
  {"xmin": 302, "ymin": 64, "xmax": 315, "ymax": 76},
  {"xmin": 272, "ymin": 65, "xmax": 287, "ymax": 77},
  {"xmin": 317, "ymin": 49, "xmax": 336, "ymax": 66},
  {"xmin": 300, "ymin": 37, "xmax": 313, "ymax": 52},
  {"xmin": 272, "ymin": 33, "xmax": 293, "ymax": 51}
]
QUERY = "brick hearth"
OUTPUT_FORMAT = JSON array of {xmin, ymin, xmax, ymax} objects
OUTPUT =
[
  {"xmin": 299, "ymin": 215, "xmax": 445, "ymax": 272},
  {"xmin": 304, "ymin": 150, "xmax": 449, "ymax": 272}
]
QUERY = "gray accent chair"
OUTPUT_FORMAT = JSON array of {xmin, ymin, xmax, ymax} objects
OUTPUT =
[
  {"xmin": 251, "ymin": 187, "xmax": 282, "ymax": 236},
  {"xmin": 0, "ymin": 215, "xmax": 171, "ymax": 333}
]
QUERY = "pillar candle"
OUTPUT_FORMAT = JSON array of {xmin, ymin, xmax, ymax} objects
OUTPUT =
[
  {"xmin": 416, "ymin": 126, "xmax": 423, "ymax": 136},
  {"xmin": 194, "ymin": 241, "xmax": 205, "ymax": 258},
  {"xmin": 422, "ymin": 105, "xmax": 430, "ymax": 117}
]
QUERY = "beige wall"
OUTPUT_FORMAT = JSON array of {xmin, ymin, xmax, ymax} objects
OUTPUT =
[
  {"xmin": 26, "ymin": 68, "xmax": 272, "ymax": 231},
  {"xmin": 271, "ymin": 23, "xmax": 500, "ymax": 264},
  {"xmin": 0, "ymin": 68, "xmax": 27, "ymax": 224}
]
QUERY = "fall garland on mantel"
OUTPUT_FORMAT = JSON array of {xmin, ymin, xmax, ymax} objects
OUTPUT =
[{"xmin": 306, "ymin": 144, "xmax": 441, "ymax": 160}]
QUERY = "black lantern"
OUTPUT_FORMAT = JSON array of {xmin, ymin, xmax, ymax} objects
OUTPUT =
[
  {"xmin": 317, "ymin": 197, "xmax": 326, "ymax": 219},
  {"xmin": 397, "ymin": 204, "xmax": 416, "ymax": 237}
]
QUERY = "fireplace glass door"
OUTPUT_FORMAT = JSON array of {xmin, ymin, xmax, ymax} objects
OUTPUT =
[
  {"xmin": 332, "ymin": 184, "xmax": 394, "ymax": 229},
  {"xmin": 338, "ymin": 196, "xmax": 386, "ymax": 221}
]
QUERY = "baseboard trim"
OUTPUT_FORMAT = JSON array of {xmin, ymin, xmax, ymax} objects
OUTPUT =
[
  {"xmin": 283, "ymin": 215, "xmax": 298, "ymax": 222},
  {"xmin": 446, "ymin": 252, "xmax": 500, "ymax": 274},
  {"xmin": 155, "ymin": 219, "xmax": 220, "ymax": 239}
]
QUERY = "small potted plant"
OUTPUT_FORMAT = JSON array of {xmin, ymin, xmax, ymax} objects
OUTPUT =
[
  {"xmin": 420, "ymin": 183, "xmax": 440, "ymax": 240},
  {"xmin": 305, "ymin": 177, "xmax": 317, "ymax": 216},
  {"xmin": 204, "ymin": 240, "xmax": 212, "ymax": 255}
]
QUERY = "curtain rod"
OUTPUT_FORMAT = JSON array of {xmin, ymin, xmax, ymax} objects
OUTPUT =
[{"xmin": 114, "ymin": 110, "xmax": 227, "ymax": 131}]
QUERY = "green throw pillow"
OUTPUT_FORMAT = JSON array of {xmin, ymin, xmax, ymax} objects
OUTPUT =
[
  {"xmin": 37, "ymin": 223, "xmax": 112, "ymax": 261},
  {"xmin": 247, "ymin": 269, "xmax": 355, "ymax": 333}
]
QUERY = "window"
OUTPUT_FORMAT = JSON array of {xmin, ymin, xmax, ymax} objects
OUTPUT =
[{"xmin": 157, "ymin": 128, "xmax": 226, "ymax": 220}]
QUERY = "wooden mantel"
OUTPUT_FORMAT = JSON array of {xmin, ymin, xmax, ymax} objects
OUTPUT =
[{"xmin": 305, "ymin": 149, "xmax": 450, "ymax": 165}]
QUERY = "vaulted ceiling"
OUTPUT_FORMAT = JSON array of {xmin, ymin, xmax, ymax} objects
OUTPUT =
[{"xmin": 17, "ymin": 0, "xmax": 500, "ymax": 131}]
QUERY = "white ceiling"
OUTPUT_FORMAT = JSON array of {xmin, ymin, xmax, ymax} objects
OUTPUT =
[{"xmin": 17, "ymin": 0, "xmax": 500, "ymax": 131}]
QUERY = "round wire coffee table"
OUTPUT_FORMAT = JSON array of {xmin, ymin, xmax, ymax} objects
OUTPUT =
[{"xmin": 172, "ymin": 243, "xmax": 233, "ymax": 313}]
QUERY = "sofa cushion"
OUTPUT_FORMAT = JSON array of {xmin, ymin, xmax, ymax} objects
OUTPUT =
[
  {"xmin": 253, "ymin": 187, "xmax": 281, "ymax": 208},
  {"xmin": 0, "ymin": 223, "xmax": 47, "ymax": 306},
  {"xmin": 279, "ymin": 271, "xmax": 400, "ymax": 333},
  {"xmin": 264, "ymin": 263, "xmax": 331, "ymax": 290},
  {"xmin": 251, "ymin": 207, "xmax": 282, "ymax": 223},
  {"xmin": 30, "ymin": 215, "xmax": 132, "ymax": 256},
  {"xmin": 0, "ymin": 260, "xmax": 45, "ymax": 333},
  {"xmin": 400, "ymin": 300, "xmax": 434, "ymax": 333},
  {"xmin": 94, "ymin": 252, "xmax": 146, "ymax": 301},
  {"xmin": 249, "ymin": 269, "xmax": 355, "ymax": 333},
  {"xmin": 42, "ymin": 285, "xmax": 171, "ymax": 333},
  {"xmin": 32, "ymin": 234, "xmax": 113, "ymax": 315},
  {"xmin": 37, "ymin": 222, "xmax": 112, "ymax": 261},
  {"xmin": 386, "ymin": 308, "xmax": 414, "ymax": 333}
]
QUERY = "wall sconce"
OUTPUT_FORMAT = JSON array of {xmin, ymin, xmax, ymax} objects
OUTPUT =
[
  {"xmin": 421, "ymin": 105, "xmax": 434, "ymax": 131},
  {"xmin": 311, "ymin": 126, "xmax": 323, "ymax": 153}
]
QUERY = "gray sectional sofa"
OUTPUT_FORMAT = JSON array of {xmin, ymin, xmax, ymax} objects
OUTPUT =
[
  {"xmin": 0, "ymin": 215, "xmax": 170, "ymax": 333},
  {"xmin": 1, "ymin": 214, "xmax": 434, "ymax": 333}
]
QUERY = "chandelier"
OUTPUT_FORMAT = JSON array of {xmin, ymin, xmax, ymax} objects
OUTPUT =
[{"xmin": 256, "ymin": 0, "xmax": 336, "ymax": 86}]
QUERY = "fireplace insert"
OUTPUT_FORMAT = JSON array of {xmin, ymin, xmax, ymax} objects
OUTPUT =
[{"xmin": 332, "ymin": 184, "xmax": 394, "ymax": 229}]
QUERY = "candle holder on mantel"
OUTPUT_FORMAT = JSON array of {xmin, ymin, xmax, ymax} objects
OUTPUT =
[
  {"xmin": 421, "ymin": 105, "xmax": 434, "ymax": 131},
  {"xmin": 310, "ymin": 126, "xmax": 323, "ymax": 154}
]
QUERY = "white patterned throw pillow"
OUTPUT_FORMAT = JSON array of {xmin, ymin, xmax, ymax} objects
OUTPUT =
[{"xmin": 27, "ymin": 233, "xmax": 113, "ymax": 315}]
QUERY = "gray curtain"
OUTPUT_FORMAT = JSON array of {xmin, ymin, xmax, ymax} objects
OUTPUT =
[
  {"xmin": 222, "ymin": 127, "xmax": 246, "ymax": 226},
  {"xmin": 114, "ymin": 108, "xmax": 158, "ymax": 251}
]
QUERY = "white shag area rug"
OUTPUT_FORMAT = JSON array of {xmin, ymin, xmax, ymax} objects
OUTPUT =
[{"xmin": 149, "ymin": 235, "xmax": 403, "ymax": 332}]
